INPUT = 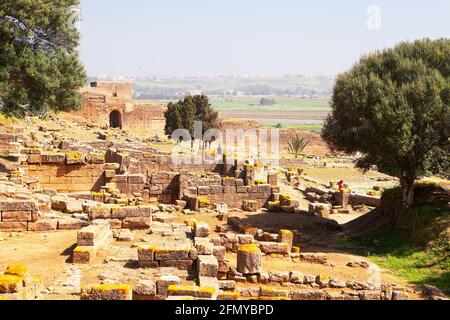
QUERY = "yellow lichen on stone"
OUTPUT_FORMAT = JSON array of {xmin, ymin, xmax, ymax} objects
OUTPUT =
[
  {"xmin": 73, "ymin": 246, "xmax": 96, "ymax": 254},
  {"xmin": 198, "ymin": 197, "xmax": 210, "ymax": 205},
  {"xmin": 291, "ymin": 246, "xmax": 301, "ymax": 253},
  {"xmin": 259, "ymin": 296, "xmax": 290, "ymax": 300},
  {"xmin": 65, "ymin": 151, "xmax": 84, "ymax": 161},
  {"xmin": 167, "ymin": 285, "xmax": 215, "ymax": 295},
  {"xmin": 218, "ymin": 291, "xmax": 240, "ymax": 300},
  {"xmin": 5, "ymin": 263, "xmax": 30, "ymax": 278},
  {"xmin": 0, "ymin": 274, "xmax": 23, "ymax": 293},
  {"xmin": 88, "ymin": 284, "xmax": 132, "ymax": 294},
  {"xmin": 279, "ymin": 229, "xmax": 293, "ymax": 236},
  {"xmin": 238, "ymin": 244, "xmax": 261, "ymax": 254}
]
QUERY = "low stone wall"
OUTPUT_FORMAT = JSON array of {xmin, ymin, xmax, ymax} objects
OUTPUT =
[
  {"xmin": 0, "ymin": 200, "xmax": 38, "ymax": 232},
  {"xmin": 349, "ymin": 193, "xmax": 382, "ymax": 207},
  {"xmin": 22, "ymin": 151, "xmax": 107, "ymax": 192}
]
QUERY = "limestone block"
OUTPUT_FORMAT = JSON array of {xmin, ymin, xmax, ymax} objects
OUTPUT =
[
  {"xmin": 1, "ymin": 211, "xmax": 30, "ymax": 222},
  {"xmin": 116, "ymin": 229, "xmax": 133, "ymax": 242},
  {"xmin": 259, "ymin": 286, "xmax": 289, "ymax": 298},
  {"xmin": 159, "ymin": 260, "xmax": 194, "ymax": 270},
  {"xmin": 0, "ymin": 222, "xmax": 27, "ymax": 232},
  {"xmin": 156, "ymin": 275, "xmax": 181, "ymax": 296},
  {"xmin": 72, "ymin": 246, "xmax": 97, "ymax": 264},
  {"xmin": 167, "ymin": 285, "xmax": 216, "ymax": 299},
  {"xmin": 278, "ymin": 229, "xmax": 294, "ymax": 252},
  {"xmin": 128, "ymin": 174, "xmax": 146, "ymax": 184},
  {"xmin": 194, "ymin": 221, "xmax": 209, "ymax": 237},
  {"xmin": 197, "ymin": 255, "xmax": 219, "ymax": 278},
  {"xmin": 0, "ymin": 200, "xmax": 36, "ymax": 212},
  {"xmin": 290, "ymin": 272, "xmax": 304, "ymax": 284},
  {"xmin": 213, "ymin": 246, "xmax": 226, "ymax": 262},
  {"xmin": 0, "ymin": 275, "xmax": 23, "ymax": 293},
  {"xmin": 237, "ymin": 244, "xmax": 262, "ymax": 275},
  {"xmin": 154, "ymin": 246, "xmax": 191, "ymax": 261},
  {"xmin": 81, "ymin": 284, "xmax": 132, "ymax": 300},
  {"xmin": 104, "ymin": 170, "xmax": 116, "ymax": 179},
  {"xmin": 88, "ymin": 206, "xmax": 111, "ymax": 220},
  {"xmin": 308, "ymin": 203, "xmax": 331, "ymax": 218},
  {"xmin": 133, "ymin": 280, "xmax": 157, "ymax": 297},
  {"xmin": 27, "ymin": 219, "xmax": 58, "ymax": 232},
  {"xmin": 290, "ymin": 289, "xmax": 329, "ymax": 300},
  {"xmin": 58, "ymin": 218, "xmax": 89, "ymax": 230},
  {"xmin": 121, "ymin": 217, "xmax": 152, "ymax": 230},
  {"xmin": 242, "ymin": 200, "xmax": 258, "ymax": 212},
  {"xmin": 259, "ymin": 242, "xmax": 289, "ymax": 255},
  {"xmin": 197, "ymin": 186, "xmax": 211, "ymax": 195},
  {"xmin": 268, "ymin": 271, "xmax": 290, "ymax": 283}
]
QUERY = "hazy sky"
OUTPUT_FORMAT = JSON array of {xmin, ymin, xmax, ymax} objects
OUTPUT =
[{"xmin": 79, "ymin": 0, "xmax": 450, "ymax": 77}]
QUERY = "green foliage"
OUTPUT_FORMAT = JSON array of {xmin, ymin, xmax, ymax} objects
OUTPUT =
[
  {"xmin": 164, "ymin": 95, "xmax": 219, "ymax": 139},
  {"xmin": 0, "ymin": 0, "xmax": 86, "ymax": 117},
  {"xmin": 322, "ymin": 39, "xmax": 450, "ymax": 206},
  {"xmin": 259, "ymin": 98, "xmax": 276, "ymax": 106},
  {"xmin": 286, "ymin": 134, "xmax": 309, "ymax": 158},
  {"xmin": 350, "ymin": 204, "xmax": 449, "ymax": 295}
]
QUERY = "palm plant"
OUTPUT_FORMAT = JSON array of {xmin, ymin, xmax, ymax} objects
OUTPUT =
[{"xmin": 286, "ymin": 134, "xmax": 309, "ymax": 159}]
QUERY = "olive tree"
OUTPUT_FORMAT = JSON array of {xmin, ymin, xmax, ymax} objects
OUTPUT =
[{"xmin": 322, "ymin": 39, "xmax": 450, "ymax": 207}]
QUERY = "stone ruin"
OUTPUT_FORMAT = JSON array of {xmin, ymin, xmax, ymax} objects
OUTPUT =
[{"xmin": 0, "ymin": 125, "xmax": 419, "ymax": 301}]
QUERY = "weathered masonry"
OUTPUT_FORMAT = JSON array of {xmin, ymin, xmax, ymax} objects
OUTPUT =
[{"xmin": 75, "ymin": 81, "xmax": 166, "ymax": 134}]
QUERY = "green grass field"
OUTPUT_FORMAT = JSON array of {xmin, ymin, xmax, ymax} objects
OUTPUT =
[{"xmin": 210, "ymin": 97, "xmax": 330, "ymax": 112}]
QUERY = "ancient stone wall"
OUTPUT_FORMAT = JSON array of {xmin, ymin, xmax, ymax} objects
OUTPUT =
[
  {"xmin": 89, "ymin": 81, "xmax": 133, "ymax": 100},
  {"xmin": 22, "ymin": 152, "xmax": 107, "ymax": 192}
]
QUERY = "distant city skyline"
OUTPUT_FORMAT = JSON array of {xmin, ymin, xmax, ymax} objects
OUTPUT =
[{"xmin": 79, "ymin": 0, "xmax": 450, "ymax": 77}]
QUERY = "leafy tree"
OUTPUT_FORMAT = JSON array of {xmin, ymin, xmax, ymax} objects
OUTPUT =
[
  {"xmin": 322, "ymin": 39, "xmax": 450, "ymax": 208},
  {"xmin": 286, "ymin": 134, "xmax": 309, "ymax": 159},
  {"xmin": 0, "ymin": 0, "xmax": 86, "ymax": 117},
  {"xmin": 164, "ymin": 95, "xmax": 219, "ymax": 143},
  {"xmin": 259, "ymin": 98, "xmax": 276, "ymax": 106}
]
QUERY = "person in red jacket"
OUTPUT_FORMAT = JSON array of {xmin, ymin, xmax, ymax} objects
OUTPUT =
[{"xmin": 338, "ymin": 180, "xmax": 344, "ymax": 191}]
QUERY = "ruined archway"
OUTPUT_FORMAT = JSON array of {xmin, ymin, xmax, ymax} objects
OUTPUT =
[{"xmin": 109, "ymin": 110, "xmax": 122, "ymax": 129}]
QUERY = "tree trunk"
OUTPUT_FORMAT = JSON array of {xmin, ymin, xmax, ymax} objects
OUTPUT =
[{"xmin": 400, "ymin": 174, "xmax": 415, "ymax": 208}]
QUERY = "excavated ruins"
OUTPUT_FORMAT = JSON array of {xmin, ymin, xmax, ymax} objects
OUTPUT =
[{"xmin": 0, "ymin": 88, "xmax": 439, "ymax": 300}]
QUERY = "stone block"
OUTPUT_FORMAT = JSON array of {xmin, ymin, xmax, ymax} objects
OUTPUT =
[
  {"xmin": 0, "ymin": 200, "xmax": 36, "ymax": 212},
  {"xmin": 27, "ymin": 219, "xmax": 58, "ymax": 232},
  {"xmin": 159, "ymin": 260, "xmax": 194, "ymax": 270},
  {"xmin": 308, "ymin": 203, "xmax": 331, "ymax": 218},
  {"xmin": 167, "ymin": 285, "xmax": 216, "ymax": 299},
  {"xmin": 194, "ymin": 221, "xmax": 209, "ymax": 237},
  {"xmin": 58, "ymin": 218, "xmax": 89, "ymax": 230},
  {"xmin": 121, "ymin": 217, "xmax": 152, "ymax": 230},
  {"xmin": 259, "ymin": 242, "xmax": 289, "ymax": 255},
  {"xmin": 237, "ymin": 244, "xmax": 262, "ymax": 275},
  {"xmin": 278, "ymin": 229, "xmax": 294, "ymax": 252},
  {"xmin": 133, "ymin": 280, "xmax": 157, "ymax": 297},
  {"xmin": 213, "ymin": 246, "xmax": 226, "ymax": 262},
  {"xmin": 1, "ymin": 211, "xmax": 31, "ymax": 222},
  {"xmin": 72, "ymin": 246, "xmax": 97, "ymax": 264},
  {"xmin": 259, "ymin": 286, "xmax": 289, "ymax": 298},
  {"xmin": 156, "ymin": 275, "xmax": 181, "ymax": 296},
  {"xmin": 88, "ymin": 206, "xmax": 111, "ymax": 220},
  {"xmin": 154, "ymin": 246, "xmax": 191, "ymax": 261},
  {"xmin": 81, "ymin": 284, "xmax": 132, "ymax": 300},
  {"xmin": 242, "ymin": 200, "xmax": 258, "ymax": 212},
  {"xmin": 0, "ymin": 222, "xmax": 27, "ymax": 232},
  {"xmin": 128, "ymin": 174, "xmax": 146, "ymax": 184},
  {"xmin": 197, "ymin": 255, "xmax": 219, "ymax": 278}
]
